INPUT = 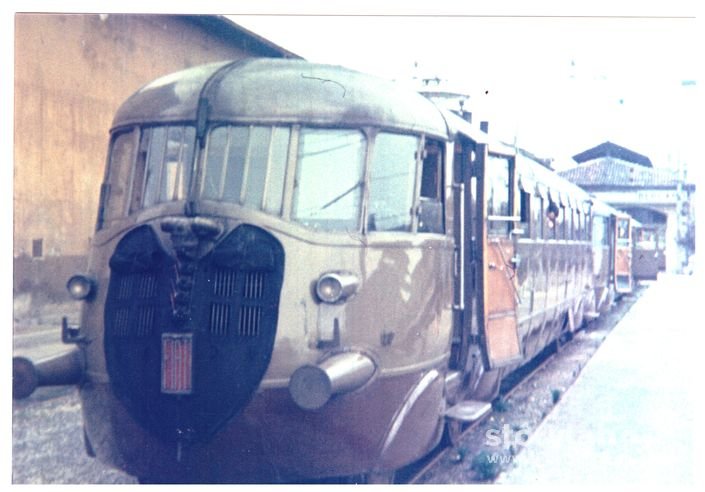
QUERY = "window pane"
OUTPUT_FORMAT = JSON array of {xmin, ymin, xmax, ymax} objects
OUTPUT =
[
  {"xmin": 617, "ymin": 218, "xmax": 630, "ymax": 246},
  {"xmin": 202, "ymin": 127, "xmax": 228, "ymax": 200},
  {"xmin": 104, "ymin": 131, "xmax": 136, "ymax": 221},
  {"xmin": 263, "ymin": 127, "xmax": 290, "ymax": 214},
  {"xmin": 244, "ymin": 127, "xmax": 271, "ymax": 209},
  {"xmin": 292, "ymin": 129, "xmax": 366, "ymax": 231},
  {"xmin": 222, "ymin": 127, "xmax": 249, "ymax": 203},
  {"xmin": 368, "ymin": 133, "xmax": 418, "ymax": 232},
  {"xmin": 142, "ymin": 127, "xmax": 167, "ymax": 207},
  {"xmin": 142, "ymin": 126, "xmax": 195, "ymax": 207},
  {"xmin": 163, "ymin": 126, "xmax": 195, "ymax": 201},
  {"xmin": 546, "ymin": 201, "xmax": 559, "ymax": 239},
  {"xmin": 421, "ymin": 141, "xmax": 442, "ymax": 199},
  {"xmin": 487, "ymin": 155, "xmax": 510, "ymax": 234}
]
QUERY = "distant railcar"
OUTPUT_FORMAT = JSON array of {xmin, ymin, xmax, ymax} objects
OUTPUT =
[
  {"xmin": 632, "ymin": 223, "xmax": 663, "ymax": 280},
  {"xmin": 13, "ymin": 58, "xmax": 637, "ymax": 483}
]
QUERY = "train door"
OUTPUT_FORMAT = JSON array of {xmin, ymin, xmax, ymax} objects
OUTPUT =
[
  {"xmin": 614, "ymin": 214, "xmax": 633, "ymax": 292},
  {"xmin": 633, "ymin": 225, "xmax": 659, "ymax": 281},
  {"xmin": 477, "ymin": 144, "xmax": 522, "ymax": 369}
]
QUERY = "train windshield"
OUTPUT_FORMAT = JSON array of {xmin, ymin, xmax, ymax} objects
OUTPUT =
[
  {"xmin": 201, "ymin": 125, "xmax": 290, "ymax": 214},
  {"xmin": 101, "ymin": 123, "xmax": 443, "ymax": 235},
  {"xmin": 291, "ymin": 129, "xmax": 366, "ymax": 231},
  {"xmin": 138, "ymin": 126, "xmax": 196, "ymax": 208},
  {"xmin": 100, "ymin": 125, "xmax": 196, "ymax": 226}
]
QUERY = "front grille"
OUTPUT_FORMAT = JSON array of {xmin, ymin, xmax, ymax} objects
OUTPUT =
[{"xmin": 105, "ymin": 223, "xmax": 284, "ymax": 444}]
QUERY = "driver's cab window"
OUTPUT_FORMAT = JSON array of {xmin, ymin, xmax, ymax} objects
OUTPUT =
[{"xmin": 417, "ymin": 139, "xmax": 444, "ymax": 233}]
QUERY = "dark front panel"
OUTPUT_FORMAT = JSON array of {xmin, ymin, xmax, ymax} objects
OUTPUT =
[{"xmin": 104, "ymin": 224, "xmax": 284, "ymax": 444}]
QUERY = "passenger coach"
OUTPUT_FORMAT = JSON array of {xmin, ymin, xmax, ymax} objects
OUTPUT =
[{"xmin": 13, "ymin": 58, "xmax": 635, "ymax": 483}]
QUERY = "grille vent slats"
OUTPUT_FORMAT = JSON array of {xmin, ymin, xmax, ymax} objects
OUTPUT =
[
  {"xmin": 238, "ymin": 305, "xmax": 262, "ymax": 337},
  {"xmin": 117, "ymin": 276, "xmax": 133, "ymax": 300},
  {"xmin": 208, "ymin": 269, "xmax": 266, "ymax": 337},
  {"xmin": 137, "ymin": 274, "xmax": 157, "ymax": 298},
  {"xmin": 110, "ymin": 268, "xmax": 269, "ymax": 338},
  {"xmin": 113, "ymin": 307, "xmax": 130, "ymax": 336},
  {"xmin": 110, "ymin": 272, "xmax": 159, "ymax": 337},
  {"xmin": 210, "ymin": 303, "xmax": 230, "ymax": 336},
  {"xmin": 213, "ymin": 269, "xmax": 237, "ymax": 297},
  {"xmin": 136, "ymin": 305, "xmax": 155, "ymax": 336},
  {"xmin": 244, "ymin": 272, "xmax": 265, "ymax": 299}
]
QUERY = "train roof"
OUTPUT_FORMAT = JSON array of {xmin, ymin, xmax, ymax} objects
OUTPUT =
[
  {"xmin": 112, "ymin": 58, "xmax": 449, "ymax": 137},
  {"xmin": 589, "ymin": 196, "xmax": 626, "ymax": 218}
]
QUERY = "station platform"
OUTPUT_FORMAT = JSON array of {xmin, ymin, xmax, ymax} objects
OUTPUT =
[{"xmin": 497, "ymin": 274, "xmax": 701, "ymax": 486}]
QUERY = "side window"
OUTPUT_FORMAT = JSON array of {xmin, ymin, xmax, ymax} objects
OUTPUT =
[
  {"xmin": 533, "ymin": 195, "xmax": 543, "ymax": 240},
  {"xmin": 102, "ymin": 130, "xmax": 137, "ymax": 224},
  {"xmin": 592, "ymin": 216, "xmax": 607, "ymax": 248},
  {"xmin": 418, "ymin": 139, "xmax": 444, "ymax": 233},
  {"xmin": 577, "ymin": 210, "xmax": 583, "ymax": 241},
  {"xmin": 486, "ymin": 155, "xmax": 510, "ymax": 235},
  {"xmin": 559, "ymin": 205, "xmax": 567, "ymax": 240},
  {"xmin": 616, "ymin": 218, "xmax": 630, "ymax": 246},
  {"xmin": 519, "ymin": 189, "xmax": 531, "ymax": 237},
  {"xmin": 292, "ymin": 128, "xmax": 366, "ymax": 232},
  {"xmin": 367, "ymin": 132, "xmax": 419, "ymax": 232},
  {"xmin": 546, "ymin": 200, "xmax": 559, "ymax": 239}
]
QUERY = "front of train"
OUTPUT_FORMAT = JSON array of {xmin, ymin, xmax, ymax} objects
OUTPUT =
[{"xmin": 72, "ymin": 59, "xmax": 456, "ymax": 482}]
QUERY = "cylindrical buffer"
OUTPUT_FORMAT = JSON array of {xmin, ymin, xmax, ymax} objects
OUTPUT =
[{"xmin": 289, "ymin": 352, "xmax": 376, "ymax": 410}]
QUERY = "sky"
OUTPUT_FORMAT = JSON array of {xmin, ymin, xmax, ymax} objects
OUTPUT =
[
  {"xmin": 1, "ymin": 1, "xmax": 699, "ymax": 173},
  {"xmin": 228, "ymin": 4, "xmax": 700, "ymax": 175}
]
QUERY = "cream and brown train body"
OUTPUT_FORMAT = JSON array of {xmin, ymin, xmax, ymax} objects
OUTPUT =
[{"xmin": 13, "ymin": 58, "xmax": 636, "ymax": 483}]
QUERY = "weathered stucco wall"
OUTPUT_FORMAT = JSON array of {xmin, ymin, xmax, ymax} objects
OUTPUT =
[{"xmin": 14, "ymin": 14, "xmax": 274, "ymax": 257}]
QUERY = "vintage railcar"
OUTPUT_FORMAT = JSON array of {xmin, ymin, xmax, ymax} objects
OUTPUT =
[
  {"xmin": 13, "ymin": 58, "xmax": 634, "ymax": 483},
  {"xmin": 632, "ymin": 223, "xmax": 664, "ymax": 280}
]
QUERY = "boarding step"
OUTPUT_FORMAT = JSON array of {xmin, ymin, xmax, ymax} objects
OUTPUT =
[
  {"xmin": 444, "ymin": 400, "xmax": 492, "ymax": 422},
  {"xmin": 584, "ymin": 311, "xmax": 600, "ymax": 321}
]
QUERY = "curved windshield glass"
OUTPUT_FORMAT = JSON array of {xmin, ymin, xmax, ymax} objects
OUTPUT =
[
  {"xmin": 201, "ymin": 125, "xmax": 291, "ymax": 214},
  {"xmin": 292, "ymin": 129, "xmax": 366, "ymax": 232},
  {"xmin": 140, "ymin": 126, "xmax": 196, "ymax": 208},
  {"xmin": 98, "ymin": 125, "xmax": 196, "ymax": 228},
  {"xmin": 101, "ymin": 130, "xmax": 137, "ymax": 224}
]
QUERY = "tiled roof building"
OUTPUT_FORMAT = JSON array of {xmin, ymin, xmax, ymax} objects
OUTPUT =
[
  {"xmin": 559, "ymin": 159, "xmax": 681, "ymax": 189},
  {"xmin": 560, "ymin": 141, "xmax": 695, "ymax": 273},
  {"xmin": 572, "ymin": 141, "xmax": 653, "ymax": 168}
]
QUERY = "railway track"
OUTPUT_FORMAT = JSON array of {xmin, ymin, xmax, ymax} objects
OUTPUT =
[{"xmin": 401, "ymin": 286, "xmax": 645, "ymax": 484}]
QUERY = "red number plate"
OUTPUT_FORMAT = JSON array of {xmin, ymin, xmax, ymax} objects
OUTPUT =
[{"xmin": 161, "ymin": 333, "xmax": 193, "ymax": 394}]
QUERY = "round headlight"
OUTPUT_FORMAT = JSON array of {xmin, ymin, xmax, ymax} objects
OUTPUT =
[
  {"xmin": 315, "ymin": 272, "xmax": 359, "ymax": 304},
  {"xmin": 316, "ymin": 276, "xmax": 343, "ymax": 303},
  {"xmin": 66, "ymin": 275, "xmax": 95, "ymax": 300}
]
